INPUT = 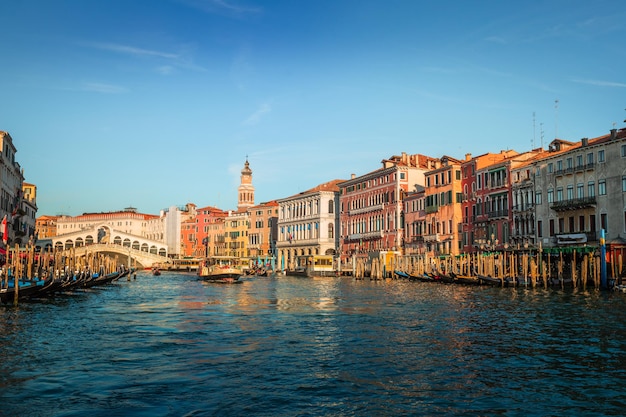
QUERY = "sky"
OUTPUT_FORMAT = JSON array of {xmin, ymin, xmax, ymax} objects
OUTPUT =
[{"xmin": 1, "ymin": 0, "xmax": 625, "ymax": 217}]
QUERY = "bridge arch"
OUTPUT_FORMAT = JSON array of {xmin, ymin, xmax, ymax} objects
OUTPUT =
[{"xmin": 51, "ymin": 225, "xmax": 169, "ymax": 268}]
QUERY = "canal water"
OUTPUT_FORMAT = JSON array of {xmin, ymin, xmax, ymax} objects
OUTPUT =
[{"xmin": 1, "ymin": 272, "xmax": 625, "ymax": 416}]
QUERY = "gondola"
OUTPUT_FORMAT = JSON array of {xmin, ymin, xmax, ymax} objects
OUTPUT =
[
  {"xmin": 394, "ymin": 270, "xmax": 411, "ymax": 279},
  {"xmin": 477, "ymin": 274, "xmax": 502, "ymax": 286},
  {"xmin": 0, "ymin": 278, "xmax": 49, "ymax": 304}
]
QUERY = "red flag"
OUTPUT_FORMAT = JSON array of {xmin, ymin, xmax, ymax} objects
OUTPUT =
[{"xmin": 1, "ymin": 215, "xmax": 7, "ymax": 244}]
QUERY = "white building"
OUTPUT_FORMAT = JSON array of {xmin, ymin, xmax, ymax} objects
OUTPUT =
[
  {"xmin": 276, "ymin": 179, "xmax": 343, "ymax": 271},
  {"xmin": 0, "ymin": 131, "xmax": 28, "ymax": 246}
]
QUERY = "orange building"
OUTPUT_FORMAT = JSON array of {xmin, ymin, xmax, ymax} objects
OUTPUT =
[
  {"xmin": 424, "ymin": 155, "xmax": 464, "ymax": 256},
  {"xmin": 248, "ymin": 200, "xmax": 278, "ymax": 260},
  {"xmin": 35, "ymin": 215, "xmax": 58, "ymax": 239}
]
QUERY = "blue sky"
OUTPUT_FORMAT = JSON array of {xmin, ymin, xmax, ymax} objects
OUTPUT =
[{"xmin": 1, "ymin": 0, "xmax": 625, "ymax": 216}]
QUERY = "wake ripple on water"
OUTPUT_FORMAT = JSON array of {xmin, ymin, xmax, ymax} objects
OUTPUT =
[{"xmin": 1, "ymin": 274, "xmax": 626, "ymax": 416}]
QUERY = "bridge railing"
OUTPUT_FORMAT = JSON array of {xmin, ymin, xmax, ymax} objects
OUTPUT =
[{"xmin": 62, "ymin": 243, "xmax": 170, "ymax": 268}]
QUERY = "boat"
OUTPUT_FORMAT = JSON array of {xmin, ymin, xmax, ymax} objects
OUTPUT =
[
  {"xmin": 477, "ymin": 274, "xmax": 503, "ymax": 286},
  {"xmin": 197, "ymin": 256, "xmax": 242, "ymax": 283},
  {"xmin": 394, "ymin": 270, "xmax": 411, "ymax": 279},
  {"xmin": 451, "ymin": 274, "xmax": 481, "ymax": 285},
  {"xmin": 285, "ymin": 266, "xmax": 308, "ymax": 277},
  {"xmin": 152, "ymin": 267, "xmax": 161, "ymax": 276},
  {"xmin": 165, "ymin": 258, "xmax": 200, "ymax": 272},
  {"xmin": 0, "ymin": 278, "xmax": 49, "ymax": 304}
]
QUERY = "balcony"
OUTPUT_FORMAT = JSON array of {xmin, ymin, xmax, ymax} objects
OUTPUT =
[
  {"xmin": 550, "ymin": 196, "xmax": 596, "ymax": 212},
  {"xmin": 349, "ymin": 204, "xmax": 385, "ymax": 215},
  {"xmin": 347, "ymin": 230, "xmax": 383, "ymax": 241},
  {"xmin": 511, "ymin": 203, "xmax": 534, "ymax": 213},
  {"xmin": 487, "ymin": 209, "xmax": 509, "ymax": 219},
  {"xmin": 423, "ymin": 233, "xmax": 440, "ymax": 242},
  {"xmin": 555, "ymin": 163, "xmax": 595, "ymax": 177},
  {"xmin": 425, "ymin": 205, "xmax": 439, "ymax": 214},
  {"xmin": 409, "ymin": 235, "xmax": 425, "ymax": 243}
]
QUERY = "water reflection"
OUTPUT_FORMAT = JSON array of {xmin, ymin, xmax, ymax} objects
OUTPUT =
[{"xmin": 1, "ymin": 272, "xmax": 626, "ymax": 416}]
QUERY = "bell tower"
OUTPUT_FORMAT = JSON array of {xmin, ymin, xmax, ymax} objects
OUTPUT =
[{"xmin": 237, "ymin": 157, "xmax": 255, "ymax": 211}]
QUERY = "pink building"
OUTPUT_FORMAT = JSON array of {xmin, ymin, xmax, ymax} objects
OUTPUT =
[{"xmin": 338, "ymin": 153, "xmax": 438, "ymax": 264}]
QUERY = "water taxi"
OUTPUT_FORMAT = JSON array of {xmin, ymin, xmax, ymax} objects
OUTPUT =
[
  {"xmin": 197, "ymin": 256, "xmax": 243, "ymax": 283},
  {"xmin": 168, "ymin": 257, "xmax": 200, "ymax": 272}
]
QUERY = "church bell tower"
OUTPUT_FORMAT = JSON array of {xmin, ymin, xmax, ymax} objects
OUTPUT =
[{"xmin": 237, "ymin": 157, "xmax": 255, "ymax": 211}]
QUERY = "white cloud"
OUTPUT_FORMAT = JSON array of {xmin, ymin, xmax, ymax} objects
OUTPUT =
[
  {"xmin": 571, "ymin": 78, "xmax": 626, "ymax": 88},
  {"xmin": 179, "ymin": 0, "xmax": 261, "ymax": 17},
  {"xmin": 243, "ymin": 102, "xmax": 272, "ymax": 125},
  {"xmin": 81, "ymin": 82, "xmax": 128, "ymax": 94},
  {"xmin": 87, "ymin": 42, "xmax": 180, "ymax": 59}
]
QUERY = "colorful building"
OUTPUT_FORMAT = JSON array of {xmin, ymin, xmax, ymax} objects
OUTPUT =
[
  {"xmin": 423, "ymin": 155, "xmax": 464, "ymax": 256},
  {"xmin": 339, "ymin": 152, "xmax": 438, "ymax": 264}
]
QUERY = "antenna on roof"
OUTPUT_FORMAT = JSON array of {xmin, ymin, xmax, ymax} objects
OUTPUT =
[
  {"xmin": 554, "ymin": 99, "xmax": 559, "ymax": 139},
  {"xmin": 540, "ymin": 122, "xmax": 544, "ymax": 149},
  {"xmin": 530, "ymin": 112, "xmax": 537, "ymax": 149}
]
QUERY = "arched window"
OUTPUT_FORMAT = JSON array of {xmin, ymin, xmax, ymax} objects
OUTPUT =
[
  {"xmin": 328, "ymin": 199, "xmax": 334, "ymax": 214},
  {"xmin": 328, "ymin": 223, "xmax": 334, "ymax": 239}
]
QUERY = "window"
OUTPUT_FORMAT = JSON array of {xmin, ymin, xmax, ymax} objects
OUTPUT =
[
  {"xmin": 598, "ymin": 150, "xmax": 605, "ymax": 162},
  {"xmin": 556, "ymin": 187, "xmax": 563, "ymax": 202},
  {"xmin": 328, "ymin": 200, "xmax": 334, "ymax": 213},
  {"xmin": 548, "ymin": 163, "xmax": 553, "ymax": 173},
  {"xmin": 587, "ymin": 152, "xmax": 594, "ymax": 165},
  {"xmin": 537, "ymin": 220, "xmax": 543, "ymax": 238},
  {"xmin": 400, "ymin": 172, "xmax": 405, "ymax": 179},
  {"xmin": 566, "ymin": 157, "xmax": 573, "ymax": 169},
  {"xmin": 588, "ymin": 181, "xmax": 595, "ymax": 197},
  {"xmin": 577, "ymin": 183, "xmax": 584, "ymax": 199},
  {"xmin": 579, "ymin": 215, "xmax": 585, "ymax": 232},
  {"xmin": 576, "ymin": 155, "xmax": 583, "ymax": 168},
  {"xmin": 535, "ymin": 191, "xmax": 542, "ymax": 205},
  {"xmin": 601, "ymin": 213, "xmax": 607, "ymax": 230},
  {"xmin": 549, "ymin": 219, "xmax": 555, "ymax": 236},
  {"xmin": 590, "ymin": 214, "xmax": 596, "ymax": 232},
  {"xmin": 599, "ymin": 179, "xmax": 606, "ymax": 195},
  {"xmin": 567, "ymin": 185, "xmax": 573, "ymax": 200},
  {"xmin": 547, "ymin": 189, "xmax": 554, "ymax": 203},
  {"xmin": 622, "ymin": 144, "xmax": 626, "ymax": 157},
  {"xmin": 557, "ymin": 160, "xmax": 563, "ymax": 171},
  {"xmin": 623, "ymin": 176, "xmax": 626, "ymax": 192}
]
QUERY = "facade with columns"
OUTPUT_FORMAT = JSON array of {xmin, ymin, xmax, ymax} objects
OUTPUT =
[{"xmin": 276, "ymin": 179, "xmax": 343, "ymax": 271}]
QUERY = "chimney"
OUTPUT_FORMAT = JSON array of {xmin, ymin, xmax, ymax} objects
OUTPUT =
[
  {"xmin": 581, "ymin": 137, "xmax": 588, "ymax": 147},
  {"xmin": 465, "ymin": 153, "xmax": 472, "ymax": 161},
  {"xmin": 351, "ymin": 173, "xmax": 356, "ymax": 179},
  {"xmin": 610, "ymin": 129, "xmax": 617, "ymax": 140}
]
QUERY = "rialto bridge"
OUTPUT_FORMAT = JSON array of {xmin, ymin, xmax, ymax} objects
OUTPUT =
[{"xmin": 49, "ymin": 224, "xmax": 170, "ymax": 269}]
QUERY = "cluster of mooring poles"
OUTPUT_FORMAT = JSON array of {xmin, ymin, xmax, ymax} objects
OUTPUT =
[
  {"xmin": 1, "ymin": 244, "xmax": 134, "ymax": 306},
  {"xmin": 351, "ymin": 234, "xmax": 623, "ymax": 290}
]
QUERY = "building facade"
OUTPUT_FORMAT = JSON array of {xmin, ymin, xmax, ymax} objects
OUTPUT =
[
  {"xmin": 534, "ymin": 129, "xmax": 626, "ymax": 253},
  {"xmin": 277, "ymin": 179, "xmax": 342, "ymax": 271},
  {"xmin": 36, "ymin": 215, "xmax": 58, "ymax": 240},
  {"xmin": 403, "ymin": 185, "xmax": 426, "ymax": 255},
  {"xmin": 339, "ymin": 153, "xmax": 438, "ymax": 264},
  {"xmin": 248, "ymin": 200, "xmax": 278, "ymax": 261},
  {"xmin": 424, "ymin": 155, "xmax": 464, "ymax": 256},
  {"xmin": 0, "ymin": 131, "xmax": 28, "ymax": 247}
]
